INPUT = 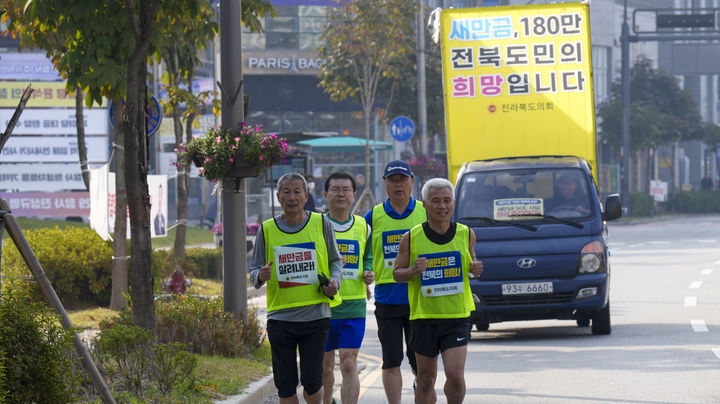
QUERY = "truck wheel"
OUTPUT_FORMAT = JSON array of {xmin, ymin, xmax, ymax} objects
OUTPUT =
[
  {"xmin": 475, "ymin": 320, "xmax": 489, "ymax": 332},
  {"xmin": 591, "ymin": 304, "xmax": 611, "ymax": 335},
  {"xmin": 576, "ymin": 318, "xmax": 590, "ymax": 327}
]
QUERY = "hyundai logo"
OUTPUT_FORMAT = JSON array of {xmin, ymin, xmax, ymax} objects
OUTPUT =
[{"xmin": 516, "ymin": 258, "xmax": 537, "ymax": 269}]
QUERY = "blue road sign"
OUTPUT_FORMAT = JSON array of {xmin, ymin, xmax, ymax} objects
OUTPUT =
[
  {"xmin": 389, "ymin": 116, "xmax": 415, "ymax": 142},
  {"xmin": 109, "ymin": 95, "xmax": 163, "ymax": 136}
]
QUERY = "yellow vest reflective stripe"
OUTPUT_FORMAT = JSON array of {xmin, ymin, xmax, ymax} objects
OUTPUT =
[
  {"xmin": 263, "ymin": 212, "xmax": 331, "ymax": 312},
  {"xmin": 371, "ymin": 201, "xmax": 426, "ymax": 285},
  {"xmin": 408, "ymin": 223, "xmax": 474, "ymax": 320},
  {"xmin": 334, "ymin": 215, "xmax": 368, "ymax": 301}
]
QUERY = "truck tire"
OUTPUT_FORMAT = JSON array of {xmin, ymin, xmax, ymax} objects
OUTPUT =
[
  {"xmin": 591, "ymin": 304, "xmax": 611, "ymax": 335},
  {"xmin": 475, "ymin": 320, "xmax": 489, "ymax": 332},
  {"xmin": 576, "ymin": 318, "xmax": 590, "ymax": 327}
]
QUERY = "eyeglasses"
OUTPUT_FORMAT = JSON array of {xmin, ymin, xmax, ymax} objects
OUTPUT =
[{"xmin": 328, "ymin": 187, "xmax": 353, "ymax": 194}]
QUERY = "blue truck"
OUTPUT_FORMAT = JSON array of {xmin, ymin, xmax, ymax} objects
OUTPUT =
[{"xmin": 453, "ymin": 156, "xmax": 622, "ymax": 335}]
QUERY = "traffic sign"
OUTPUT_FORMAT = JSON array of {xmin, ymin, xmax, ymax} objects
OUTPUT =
[
  {"xmin": 109, "ymin": 95, "xmax": 163, "ymax": 136},
  {"xmin": 389, "ymin": 116, "xmax": 415, "ymax": 142}
]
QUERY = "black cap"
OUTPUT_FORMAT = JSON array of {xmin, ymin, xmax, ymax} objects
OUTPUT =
[{"xmin": 383, "ymin": 160, "xmax": 414, "ymax": 179}]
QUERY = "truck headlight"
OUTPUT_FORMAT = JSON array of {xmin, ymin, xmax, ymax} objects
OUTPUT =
[{"xmin": 578, "ymin": 240, "xmax": 605, "ymax": 274}]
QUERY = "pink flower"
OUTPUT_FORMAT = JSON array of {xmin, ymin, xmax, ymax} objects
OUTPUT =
[
  {"xmin": 259, "ymin": 155, "xmax": 264, "ymax": 161},
  {"xmin": 234, "ymin": 137, "xmax": 241, "ymax": 142},
  {"xmin": 216, "ymin": 136, "xmax": 222, "ymax": 143},
  {"xmin": 205, "ymin": 157, "xmax": 211, "ymax": 162},
  {"xmin": 229, "ymin": 157, "xmax": 234, "ymax": 163}
]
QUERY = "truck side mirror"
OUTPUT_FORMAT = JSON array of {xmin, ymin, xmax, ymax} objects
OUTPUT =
[{"xmin": 603, "ymin": 194, "xmax": 622, "ymax": 221}]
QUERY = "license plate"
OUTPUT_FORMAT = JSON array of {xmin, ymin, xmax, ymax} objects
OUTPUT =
[{"xmin": 501, "ymin": 282, "xmax": 553, "ymax": 295}]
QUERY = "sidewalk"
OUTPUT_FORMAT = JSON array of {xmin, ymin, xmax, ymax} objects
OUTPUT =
[{"xmin": 216, "ymin": 355, "xmax": 374, "ymax": 404}]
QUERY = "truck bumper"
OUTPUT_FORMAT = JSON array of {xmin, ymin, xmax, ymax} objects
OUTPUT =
[{"xmin": 469, "ymin": 273, "xmax": 609, "ymax": 324}]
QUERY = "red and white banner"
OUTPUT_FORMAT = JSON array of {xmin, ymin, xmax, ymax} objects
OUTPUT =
[{"xmin": 0, "ymin": 191, "xmax": 90, "ymax": 217}]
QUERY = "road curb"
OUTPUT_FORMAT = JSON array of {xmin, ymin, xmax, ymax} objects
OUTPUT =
[{"xmin": 214, "ymin": 372, "xmax": 275, "ymax": 404}]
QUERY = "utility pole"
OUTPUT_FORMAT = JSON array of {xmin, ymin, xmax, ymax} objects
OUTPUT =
[
  {"xmin": 219, "ymin": 0, "xmax": 248, "ymax": 321},
  {"xmin": 620, "ymin": 0, "xmax": 630, "ymax": 213},
  {"xmin": 417, "ymin": 0, "xmax": 428, "ymax": 156}
]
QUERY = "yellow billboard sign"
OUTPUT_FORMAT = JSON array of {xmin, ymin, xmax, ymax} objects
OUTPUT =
[
  {"xmin": 0, "ymin": 81, "xmax": 106, "ymax": 107},
  {"xmin": 441, "ymin": 3, "xmax": 596, "ymax": 182}
]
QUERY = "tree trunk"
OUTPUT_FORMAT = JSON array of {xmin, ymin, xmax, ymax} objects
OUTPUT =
[
  {"xmin": 172, "ymin": 107, "xmax": 191, "ymax": 261},
  {"xmin": 75, "ymin": 87, "xmax": 90, "ymax": 191},
  {"xmin": 125, "ymin": 0, "xmax": 161, "ymax": 330},
  {"xmin": 109, "ymin": 99, "xmax": 129, "ymax": 311}
]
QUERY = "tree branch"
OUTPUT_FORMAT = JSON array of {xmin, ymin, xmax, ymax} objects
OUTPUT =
[{"xmin": 0, "ymin": 84, "xmax": 33, "ymax": 154}]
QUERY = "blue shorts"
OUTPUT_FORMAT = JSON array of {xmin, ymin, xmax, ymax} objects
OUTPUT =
[{"xmin": 324, "ymin": 318, "xmax": 366, "ymax": 351}]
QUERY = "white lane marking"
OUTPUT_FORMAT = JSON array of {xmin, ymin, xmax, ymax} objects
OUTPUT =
[
  {"xmin": 684, "ymin": 297, "xmax": 698, "ymax": 307},
  {"xmin": 713, "ymin": 349, "xmax": 720, "ymax": 360},
  {"xmin": 697, "ymin": 239, "xmax": 717, "ymax": 243},
  {"xmin": 628, "ymin": 243, "xmax": 644, "ymax": 248},
  {"xmin": 701, "ymin": 268, "xmax": 714, "ymax": 275},
  {"xmin": 715, "ymin": 259, "xmax": 720, "ymax": 265},
  {"xmin": 611, "ymin": 242, "xmax": 627, "ymax": 246},
  {"xmin": 689, "ymin": 281, "xmax": 703, "ymax": 289},
  {"xmin": 691, "ymin": 319, "xmax": 709, "ymax": 332},
  {"xmin": 648, "ymin": 241, "xmax": 671, "ymax": 245}
]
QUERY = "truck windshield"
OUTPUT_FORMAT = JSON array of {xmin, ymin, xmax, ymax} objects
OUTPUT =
[{"xmin": 455, "ymin": 168, "xmax": 593, "ymax": 223}]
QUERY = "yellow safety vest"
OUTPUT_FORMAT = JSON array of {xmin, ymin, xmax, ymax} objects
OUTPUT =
[
  {"xmin": 262, "ymin": 212, "xmax": 332, "ymax": 312},
  {"xmin": 408, "ymin": 223, "xmax": 474, "ymax": 320},
  {"xmin": 371, "ymin": 201, "xmax": 426, "ymax": 285},
  {"xmin": 334, "ymin": 215, "xmax": 368, "ymax": 301}
]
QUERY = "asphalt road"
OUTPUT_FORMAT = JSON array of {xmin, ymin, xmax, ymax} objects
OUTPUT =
[{"xmin": 253, "ymin": 214, "xmax": 720, "ymax": 404}]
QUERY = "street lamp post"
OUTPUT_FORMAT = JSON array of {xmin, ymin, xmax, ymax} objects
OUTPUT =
[
  {"xmin": 621, "ymin": 0, "xmax": 631, "ymax": 213},
  {"xmin": 219, "ymin": 0, "xmax": 248, "ymax": 322}
]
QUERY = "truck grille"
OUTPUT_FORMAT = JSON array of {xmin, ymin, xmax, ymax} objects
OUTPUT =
[{"xmin": 479, "ymin": 292, "xmax": 574, "ymax": 306}]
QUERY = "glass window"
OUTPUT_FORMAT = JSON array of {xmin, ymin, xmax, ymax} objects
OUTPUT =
[
  {"xmin": 266, "ymin": 32, "xmax": 298, "ymax": 50},
  {"xmin": 282, "ymin": 111, "xmax": 313, "ymax": 132},
  {"xmin": 299, "ymin": 33, "xmax": 322, "ymax": 50},
  {"xmin": 299, "ymin": 17, "xmax": 326, "ymax": 33},
  {"xmin": 299, "ymin": 5, "xmax": 326, "ymax": 17},
  {"xmin": 456, "ymin": 168, "xmax": 592, "ymax": 223},
  {"xmin": 243, "ymin": 33, "xmax": 266, "ymax": 50},
  {"xmin": 314, "ymin": 112, "xmax": 339, "ymax": 132},
  {"xmin": 274, "ymin": 5, "xmax": 298, "ymax": 17},
  {"xmin": 267, "ymin": 16, "xmax": 297, "ymax": 32},
  {"xmin": 592, "ymin": 46, "xmax": 610, "ymax": 104}
]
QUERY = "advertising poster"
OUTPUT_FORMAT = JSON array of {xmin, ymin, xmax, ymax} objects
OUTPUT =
[{"xmin": 440, "ymin": 3, "xmax": 596, "ymax": 182}]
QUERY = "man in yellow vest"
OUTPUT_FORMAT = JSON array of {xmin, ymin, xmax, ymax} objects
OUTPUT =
[
  {"xmin": 393, "ymin": 178, "xmax": 483, "ymax": 404},
  {"xmin": 363, "ymin": 160, "xmax": 426, "ymax": 404},
  {"xmin": 321, "ymin": 172, "xmax": 374, "ymax": 404},
  {"xmin": 250, "ymin": 173, "xmax": 344, "ymax": 404}
]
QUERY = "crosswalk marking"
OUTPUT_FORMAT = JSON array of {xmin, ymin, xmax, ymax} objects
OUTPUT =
[
  {"xmin": 691, "ymin": 319, "xmax": 709, "ymax": 332},
  {"xmin": 689, "ymin": 281, "xmax": 703, "ymax": 289},
  {"xmin": 684, "ymin": 297, "xmax": 697, "ymax": 307}
]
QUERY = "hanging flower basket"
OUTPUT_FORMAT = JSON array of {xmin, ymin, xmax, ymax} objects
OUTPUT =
[
  {"xmin": 191, "ymin": 152, "xmax": 206, "ymax": 168},
  {"xmin": 175, "ymin": 124, "xmax": 293, "ymax": 182}
]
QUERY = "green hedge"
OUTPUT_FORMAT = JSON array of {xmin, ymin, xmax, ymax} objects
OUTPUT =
[
  {"xmin": 0, "ymin": 286, "xmax": 83, "ymax": 402},
  {"xmin": 664, "ymin": 190, "xmax": 720, "ymax": 213},
  {"xmin": 629, "ymin": 192, "xmax": 655, "ymax": 217},
  {"xmin": 2, "ymin": 227, "xmax": 222, "ymax": 308},
  {"xmin": 1, "ymin": 226, "xmax": 113, "ymax": 308}
]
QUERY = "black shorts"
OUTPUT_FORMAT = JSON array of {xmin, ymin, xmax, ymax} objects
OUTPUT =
[
  {"xmin": 409, "ymin": 318, "xmax": 471, "ymax": 358},
  {"xmin": 267, "ymin": 318, "xmax": 330, "ymax": 398},
  {"xmin": 375, "ymin": 302, "xmax": 417, "ymax": 372}
]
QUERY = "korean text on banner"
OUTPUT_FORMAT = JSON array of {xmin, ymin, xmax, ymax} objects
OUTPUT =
[{"xmin": 440, "ymin": 3, "xmax": 596, "ymax": 182}]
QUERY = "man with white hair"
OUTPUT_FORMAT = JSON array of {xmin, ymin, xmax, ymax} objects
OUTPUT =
[{"xmin": 393, "ymin": 178, "xmax": 484, "ymax": 404}]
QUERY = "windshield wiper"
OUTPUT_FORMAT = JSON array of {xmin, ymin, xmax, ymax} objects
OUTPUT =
[
  {"xmin": 510, "ymin": 214, "xmax": 584, "ymax": 229},
  {"xmin": 457, "ymin": 216, "xmax": 537, "ymax": 231}
]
